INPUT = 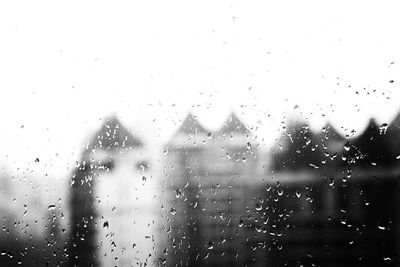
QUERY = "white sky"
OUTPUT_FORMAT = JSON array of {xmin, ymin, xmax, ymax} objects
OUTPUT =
[{"xmin": 1, "ymin": 0, "xmax": 400, "ymax": 178}]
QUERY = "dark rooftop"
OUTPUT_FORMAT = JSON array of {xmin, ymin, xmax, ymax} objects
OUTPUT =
[{"xmin": 87, "ymin": 115, "xmax": 143, "ymax": 151}]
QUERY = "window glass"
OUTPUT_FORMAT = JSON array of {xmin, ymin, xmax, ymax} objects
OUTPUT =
[{"xmin": 1, "ymin": 2, "xmax": 399, "ymax": 266}]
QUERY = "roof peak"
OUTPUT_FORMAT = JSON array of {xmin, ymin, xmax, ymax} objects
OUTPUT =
[
  {"xmin": 366, "ymin": 118, "xmax": 378, "ymax": 127},
  {"xmin": 217, "ymin": 112, "xmax": 250, "ymax": 135},
  {"xmin": 87, "ymin": 115, "xmax": 143, "ymax": 151},
  {"xmin": 176, "ymin": 112, "xmax": 209, "ymax": 135},
  {"xmin": 320, "ymin": 121, "xmax": 345, "ymax": 140}
]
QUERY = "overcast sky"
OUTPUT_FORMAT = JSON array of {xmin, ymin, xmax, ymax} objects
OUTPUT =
[{"xmin": 1, "ymin": 0, "xmax": 400, "ymax": 178}]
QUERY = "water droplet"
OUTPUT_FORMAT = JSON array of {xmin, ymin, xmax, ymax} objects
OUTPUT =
[
  {"xmin": 309, "ymin": 163, "xmax": 319, "ymax": 169},
  {"xmin": 379, "ymin": 123, "xmax": 388, "ymax": 134},
  {"xmin": 344, "ymin": 142, "xmax": 351, "ymax": 152},
  {"xmin": 247, "ymin": 142, "xmax": 251, "ymax": 149}
]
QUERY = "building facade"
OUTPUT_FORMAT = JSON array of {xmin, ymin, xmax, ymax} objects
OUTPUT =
[
  {"xmin": 161, "ymin": 113, "xmax": 265, "ymax": 266},
  {"xmin": 69, "ymin": 116, "xmax": 158, "ymax": 267}
]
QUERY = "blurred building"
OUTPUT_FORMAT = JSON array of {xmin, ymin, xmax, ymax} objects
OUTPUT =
[
  {"xmin": 2, "ymin": 109, "xmax": 399, "ymax": 267},
  {"xmin": 161, "ymin": 113, "xmax": 265, "ymax": 266},
  {"xmin": 268, "ymin": 119, "xmax": 400, "ymax": 267},
  {"xmin": 69, "ymin": 115, "xmax": 158, "ymax": 267}
]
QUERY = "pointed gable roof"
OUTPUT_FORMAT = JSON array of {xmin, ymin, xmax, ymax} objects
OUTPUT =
[
  {"xmin": 217, "ymin": 112, "xmax": 250, "ymax": 135},
  {"xmin": 320, "ymin": 122, "xmax": 345, "ymax": 142},
  {"xmin": 354, "ymin": 118, "xmax": 380, "ymax": 144},
  {"xmin": 272, "ymin": 120, "xmax": 324, "ymax": 171},
  {"xmin": 176, "ymin": 112, "xmax": 208, "ymax": 135},
  {"xmin": 345, "ymin": 118, "xmax": 394, "ymax": 167},
  {"xmin": 87, "ymin": 115, "xmax": 143, "ymax": 151}
]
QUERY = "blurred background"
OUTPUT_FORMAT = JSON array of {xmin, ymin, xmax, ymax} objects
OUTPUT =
[{"xmin": 1, "ymin": 0, "xmax": 400, "ymax": 266}]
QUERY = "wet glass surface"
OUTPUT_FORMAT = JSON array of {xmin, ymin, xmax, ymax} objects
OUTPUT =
[{"xmin": 1, "ymin": 1, "xmax": 400, "ymax": 266}]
